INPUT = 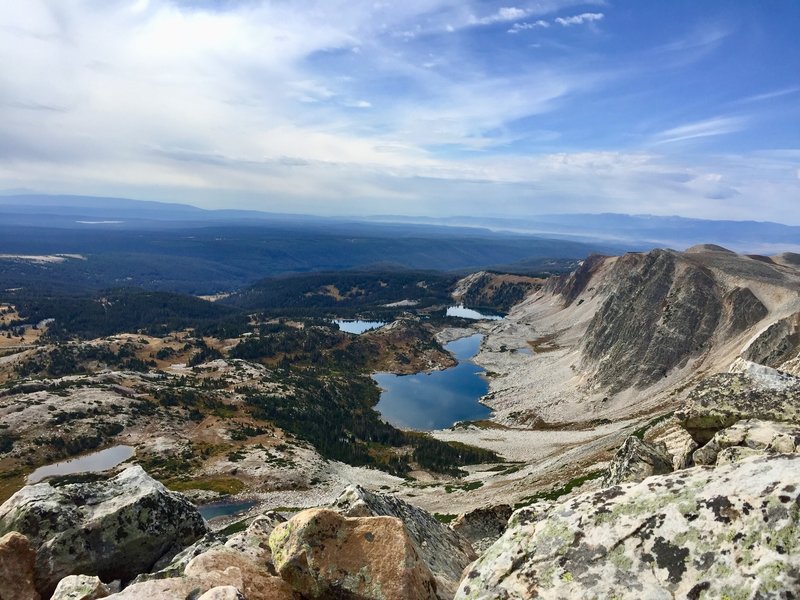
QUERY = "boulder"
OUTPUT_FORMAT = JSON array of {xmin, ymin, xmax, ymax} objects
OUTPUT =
[
  {"xmin": 0, "ymin": 531, "xmax": 39, "ymax": 600},
  {"xmin": 51, "ymin": 575, "xmax": 110, "ymax": 600},
  {"xmin": 675, "ymin": 369, "xmax": 800, "ymax": 443},
  {"xmin": 184, "ymin": 547, "xmax": 295, "ymax": 599},
  {"xmin": 642, "ymin": 417, "xmax": 698, "ymax": 469},
  {"xmin": 107, "ymin": 543, "xmax": 295, "ymax": 600},
  {"xmin": 223, "ymin": 511, "xmax": 286, "ymax": 563},
  {"xmin": 197, "ymin": 587, "xmax": 245, "ymax": 600},
  {"xmin": 693, "ymin": 419, "xmax": 800, "ymax": 466},
  {"xmin": 331, "ymin": 485, "xmax": 476, "ymax": 599},
  {"xmin": 455, "ymin": 454, "xmax": 800, "ymax": 599},
  {"xmin": 602, "ymin": 436, "xmax": 673, "ymax": 486},
  {"xmin": 0, "ymin": 466, "xmax": 207, "ymax": 597},
  {"xmin": 450, "ymin": 505, "xmax": 513, "ymax": 553},
  {"xmin": 269, "ymin": 508, "xmax": 438, "ymax": 600}
]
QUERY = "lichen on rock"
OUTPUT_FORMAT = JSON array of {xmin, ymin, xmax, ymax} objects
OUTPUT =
[{"xmin": 455, "ymin": 454, "xmax": 800, "ymax": 600}]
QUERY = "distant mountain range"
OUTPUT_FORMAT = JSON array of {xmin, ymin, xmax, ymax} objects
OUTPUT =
[{"xmin": 1, "ymin": 194, "xmax": 796, "ymax": 254}]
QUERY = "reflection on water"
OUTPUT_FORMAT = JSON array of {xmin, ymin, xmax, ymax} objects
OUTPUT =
[
  {"xmin": 27, "ymin": 445, "xmax": 135, "ymax": 484},
  {"xmin": 446, "ymin": 305, "xmax": 503, "ymax": 320},
  {"xmin": 198, "ymin": 499, "xmax": 258, "ymax": 520},
  {"xmin": 374, "ymin": 333, "xmax": 490, "ymax": 430},
  {"xmin": 333, "ymin": 319, "xmax": 386, "ymax": 334}
]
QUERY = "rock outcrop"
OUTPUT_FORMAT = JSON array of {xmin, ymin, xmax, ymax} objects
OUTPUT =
[
  {"xmin": 642, "ymin": 417, "xmax": 698, "ymax": 470},
  {"xmin": 450, "ymin": 505, "xmax": 513, "ymax": 553},
  {"xmin": 0, "ymin": 466, "xmax": 207, "ymax": 597},
  {"xmin": 0, "ymin": 531, "xmax": 39, "ymax": 600},
  {"xmin": 692, "ymin": 419, "xmax": 800, "ymax": 466},
  {"xmin": 675, "ymin": 369, "xmax": 800, "ymax": 443},
  {"xmin": 580, "ymin": 250, "xmax": 722, "ymax": 392},
  {"xmin": 51, "ymin": 575, "xmax": 111, "ymax": 600},
  {"xmin": 456, "ymin": 454, "xmax": 800, "ymax": 599},
  {"xmin": 269, "ymin": 508, "xmax": 438, "ymax": 600},
  {"xmin": 602, "ymin": 435, "xmax": 673, "ymax": 486},
  {"xmin": 331, "ymin": 485, "xmax": 476, "ymax": 599},
  {"xmin": 744, "ymin": 310, "xmax": 800, "ymax": 370}
]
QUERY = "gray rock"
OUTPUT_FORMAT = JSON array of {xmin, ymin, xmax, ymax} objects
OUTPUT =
[
  {"xmin": 693, "ymin": 419, "xmax": 800, "ymax": 466},
  {"xmin": 0, "ymin": 466, "xmax": 207, "ymax": 597},
  {"xmin": 450, "ymin": 505, "xmax": 513, "ymax": 554},
  {"xmin": 602, "ymin": 435, "xmax": 673, "ymax": 486},
  {"xmin": 743, "ymin": 310, "xmax": 800, "ymax": 369},
  {"xmin": 51, "ymin": 575, "xmax": 110, "ymax": 600},
  {"xmin": 580, "ymin": 249, "xmax": 722, "ymax": 392},
  {"xmin": 224, "ymin": 511, "xmax": 286, "ymax": 564},
  {"xmin": 330, "ymin": 485, "xmax": 476, "ymax": 600},
  {"xmin": 456, "ymin": 454, "xmax": 800, "ymax": 599},
  {"xmin": 135, "ymin": 532, "xmax": 227, "ymax": 582},
  {"xmin": 676, "ymin": 370, "xmax": 800, "ymax": 443}
]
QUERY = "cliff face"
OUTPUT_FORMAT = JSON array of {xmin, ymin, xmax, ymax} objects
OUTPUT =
[{"xmin": 554, "ymin": 246, "xmax": 798, "ymax": 395}]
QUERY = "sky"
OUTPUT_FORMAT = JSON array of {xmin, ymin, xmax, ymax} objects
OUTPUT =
[{"xmin": 1, "ymin": 0, "xmax": 799, "ymax": 223}]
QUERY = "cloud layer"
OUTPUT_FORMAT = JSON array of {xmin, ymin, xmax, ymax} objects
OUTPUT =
[{"xmin": 0, "ymin": 1, "xmax": 798, "ymax": 223}]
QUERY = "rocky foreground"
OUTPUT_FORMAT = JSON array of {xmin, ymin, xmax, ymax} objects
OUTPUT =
[{"xmin": 1, "ymin": 363, "xmax": 799, "ymax": 599}]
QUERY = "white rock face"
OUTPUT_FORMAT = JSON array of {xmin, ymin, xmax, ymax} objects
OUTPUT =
[
  {"xmin": 456, "ymin": 455, "xmax": 800, "ymax": 600},
  {"xmin": 693, "ymin": 419, "xmax": 800, "ymax": 466},
  {"xmin": 0, "ymin": 466, "xmax": 207, "ymax": 597}
]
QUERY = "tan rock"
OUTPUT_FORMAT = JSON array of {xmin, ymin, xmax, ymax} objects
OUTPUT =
[
  {"xmin": 0, "ymin": 531, "xmax": 40, "ymax": 600},
  {"xmin": 185, "ymin": 547, "xmax": 295, "ymax": 600},
  {"xmin": 51, "ymin": 574, "xmax": 110, "ymax": 600},
  {"xmin": 197, "ymin": 586, "xmax": 245, "ymax": 600},
  {"xmin": 270, "ymin": 508, "xmax": 438, "ymax": 600}
]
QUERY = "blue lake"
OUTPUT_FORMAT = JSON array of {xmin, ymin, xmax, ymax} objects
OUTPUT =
[
  {"xmin": 333, "ymin": 319, "xmax": 386, "ymax": 334},
  {"xmin": 198, "ymin": 499, "xmax": 258, "ymax": 520},
  {"xmin": 373, "ymin": 333, "xmax": 491, "ymax": 430}
]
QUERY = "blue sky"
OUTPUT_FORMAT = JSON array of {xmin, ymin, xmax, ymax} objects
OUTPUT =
[{"xmin": 1, "ymin": 0, "xmax": 799, "ymax": 223}]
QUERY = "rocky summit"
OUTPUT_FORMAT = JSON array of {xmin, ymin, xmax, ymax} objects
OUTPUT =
[{"xmin": 456, "ymin": 454, "xmax": 800, "ymax": 600}]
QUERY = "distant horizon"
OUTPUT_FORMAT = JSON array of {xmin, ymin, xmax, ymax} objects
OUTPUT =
[
  {"xmin": 1, "ymin": 2, "xmax": 798, "ymax": 224},
  {"xmin": 1, "ymin": 190, "xmax": 799, "ymax": 228}
]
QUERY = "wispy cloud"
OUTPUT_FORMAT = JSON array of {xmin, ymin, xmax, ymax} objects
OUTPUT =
[
  {"xmin": 651, "ymin": 117, "xmax": 746, "ymax": 145},
  {"xmin": 732, "ymin": 86, "xmax": 800, "ymax": 105},
  {"xmin": 508, "ymin": 20, "xmax": 550, "ymax": 33},
  {"xmin": 555, "ymin": 12, "xmax": 604, "ymax": 26}
]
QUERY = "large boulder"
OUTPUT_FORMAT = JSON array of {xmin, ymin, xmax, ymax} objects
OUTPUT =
[
  {"xmin": 675, "ymin": 368, "xmax": 800, "ymax": 443},
  {"xmin": 450, "ymin": 505, "xmax": 513, "ymax": 554},
  {"xmin": 456, "ymin": 454, "xmax": 800, "ymax": 599},
  {"xmin": 0, "ymin": 531, "xmax": 39, "ymax": 600},
  {"xmin": 642, "ymin": 417, "xmax": 698, "ymax": 469},
  {"xmin": 0, "ymin": 466, "xmax": 207, "ymax": 597},
  {"xmin": 269, "ymin": 508, "xmax": 438, "ymax": 600},
  {"xmin": 331, "ymin": 485, "xmax": 476, "ymax": 599},
  {"xmin": 602, "ymin": 435, "xmax": 673, "ymax": 486},
  {"xmin": 693, "ymin": 419, "xmax": 800, "ymax": 466},
  {"xmin": 51, "ymin": 575, "xmax": 110, "ymax": 600}
]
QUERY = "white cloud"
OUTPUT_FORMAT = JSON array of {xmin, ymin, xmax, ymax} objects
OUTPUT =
[
  {"xmin": 473, "ymin": 7, "xmax": 530, "ymax": 26},
  {"xmin": 555, "ymin": 12, "xmax": 604, "ymax": 26},
  {"xmin": 651, "ymin": 117, "xmax": 746, "ymax": 145},
  {"xmin": 508, "ymin": 20, "xmax": 550, "ymax": 33}
]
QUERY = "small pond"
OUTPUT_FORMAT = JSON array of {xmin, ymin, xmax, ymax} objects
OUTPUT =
[
  {"xmin": 446, "ymin": 305, "xmax": 503, "ymax": 320},
  {"xmin": 333, "ymin": 319, "xmax": 386, "ymax": 334},
  {"xmin": 27, "ymin": 445, "xmax": 135, "ymax": 484},
  {"xmin": 198, "ymin": 499, "xmax": 258, "ymax": 520},
  {"xmin": 373, "ymin": 333, "xmax": 491, "ymax": 430}
]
